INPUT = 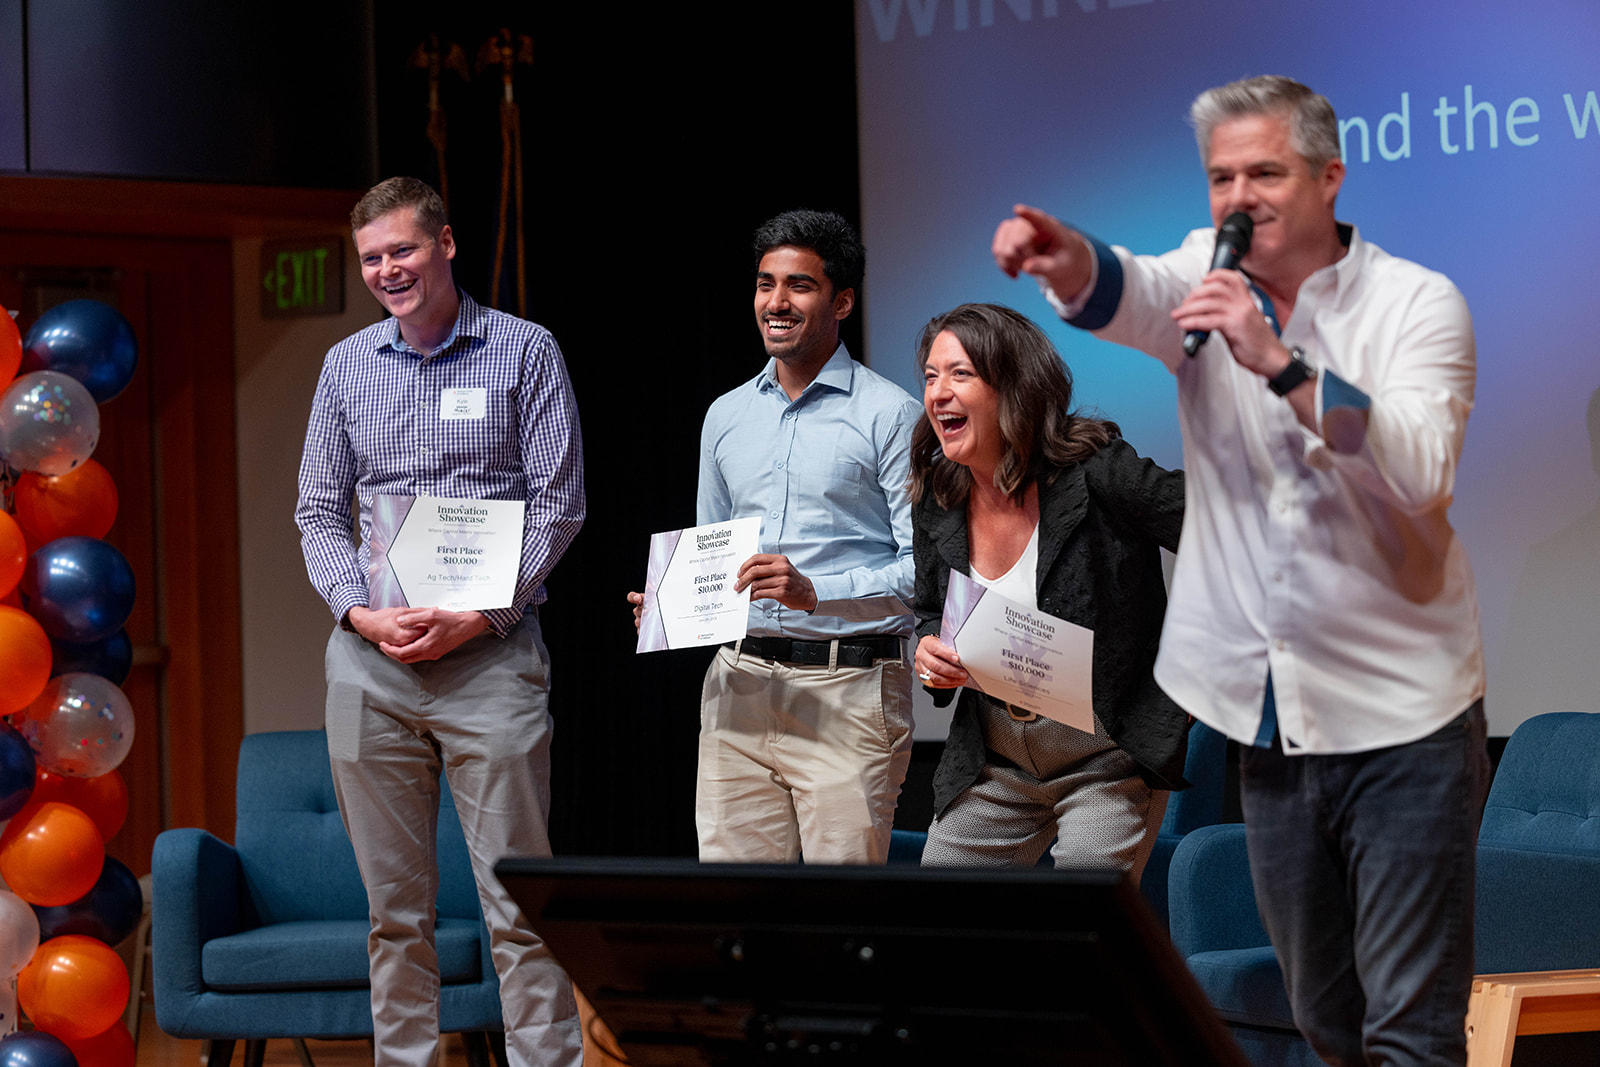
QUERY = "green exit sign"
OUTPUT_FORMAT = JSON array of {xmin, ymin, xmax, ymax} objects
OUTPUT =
[{"xmin": 260, "ymin": 237, "xmax": 345, "ymax": 318}]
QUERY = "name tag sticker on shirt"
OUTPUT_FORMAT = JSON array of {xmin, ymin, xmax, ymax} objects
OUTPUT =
[{"xmin": 440, "ymin": 388, "xmax": 487, "ymax": 421}]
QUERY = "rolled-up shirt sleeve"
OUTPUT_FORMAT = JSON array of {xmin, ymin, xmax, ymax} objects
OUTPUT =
[{"xmin": 1311, "ymin": 284, "xmax": 1475, "ymax": 516}]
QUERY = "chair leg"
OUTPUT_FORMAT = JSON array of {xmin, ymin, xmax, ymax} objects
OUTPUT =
[
  {"xmin": 1466, "ymin": 982, "xmax": 1521, "ymax": 1067},
  {"xmin": 242, "ymin": 1039, "xmax": 267, "ymax": 1067},
  {"xmin": 291, "ymin": 1038, "xmax": 317, "ymax": 1067},
  {"xmin": 122, "ymin": 881, "xmax": 154, "ymax": 1045},
  {"xmin": 459, "ymin": 1032, "xmax": 489, "ymax": 1067},
  {"xmin": 489, "ymin": 1030, "xmax": 508, "ymax": 1067},
  {"xmin": 204, "ymin": 1040, "xmax": 233, "ymax": 1067}
]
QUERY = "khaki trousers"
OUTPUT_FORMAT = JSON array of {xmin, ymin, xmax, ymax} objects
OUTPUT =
[
  {"xmin": 324, "ymin": 616, "xmax": 582, "ymax": 1067},
  {"xmin": 695, "ymin": 641, "xmax": 914, "ymax": 864}
]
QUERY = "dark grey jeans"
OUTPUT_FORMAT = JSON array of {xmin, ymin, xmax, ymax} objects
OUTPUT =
[{"xmin": 1240, "ymin": 700, "xmax": 1489, "ymax": 1067}]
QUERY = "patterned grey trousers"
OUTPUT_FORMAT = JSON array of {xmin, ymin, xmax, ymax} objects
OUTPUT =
[{"xmin": 922, "ymin": 694, "xmax": 1168, "ymax": 881}]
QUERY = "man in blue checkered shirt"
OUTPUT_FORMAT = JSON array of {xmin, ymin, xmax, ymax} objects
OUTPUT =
[{"xmin": 295, "ymin": 177, "xmax": 585, "ymax": 1067}]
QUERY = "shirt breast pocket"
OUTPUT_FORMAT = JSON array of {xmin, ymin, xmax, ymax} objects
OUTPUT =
[{"xmin": 441, "ymin": 388, "xmax": 518, "ymax": 472}]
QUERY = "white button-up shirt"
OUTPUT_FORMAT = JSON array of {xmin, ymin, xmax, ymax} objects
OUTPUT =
[{"xmin": 1055, "ymin": 224, "xmax": 1484, "ymax": 754}]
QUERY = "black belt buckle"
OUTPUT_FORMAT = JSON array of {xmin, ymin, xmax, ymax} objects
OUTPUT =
[
  {"xmin": 793, "ymin": 641, "xmax": 832, "ymax": 666},
  {"xmin": 838, "ymin": 636, "xmax": 899, "ymax": 667},
  {"xmin": 986, "ymin": 693, "xmax": 1038, "ymax": 722}
]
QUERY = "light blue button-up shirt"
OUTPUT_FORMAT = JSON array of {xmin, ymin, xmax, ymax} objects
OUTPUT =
[{"xmin": 697, "ymin": 345, "xmax": 920, "ymax": 640}]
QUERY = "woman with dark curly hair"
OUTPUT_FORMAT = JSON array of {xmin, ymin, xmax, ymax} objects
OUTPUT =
[{"xmin": 912, "ymin": 302, "xmax": 1189, "ymax": 876}]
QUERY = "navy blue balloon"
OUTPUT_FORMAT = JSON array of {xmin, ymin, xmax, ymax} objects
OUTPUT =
[
  {"xmin": 22, "ymin": 536, "xmax": 136, "ymax": 643},
  {"xmin": 0, "ymin": 1032, "xmax": 77, "ymax": 1067},
  {"xmin": 0, "ymin": 720, "xmax": 36, "ymax": 821},
  {"xmin": 23, "ymin": 299, "xmax": 139, "ymax": 403},
  {"xmin": 33, "ymin": 856, "xmax": 143, "ymax": 946},
  {"xmin": 49, "ymin": 628, "xmax": 133, "ymax": 686}
]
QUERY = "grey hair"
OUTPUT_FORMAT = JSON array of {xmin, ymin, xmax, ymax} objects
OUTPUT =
[{"xmin": 1190, "ymin": 76, "xmax": 1340, "ymax": 168}]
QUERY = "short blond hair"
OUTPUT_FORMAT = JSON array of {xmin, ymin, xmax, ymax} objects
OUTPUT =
[{"xmin": 350, "ymin": 177, "xmax": 448, "ymax": 235}]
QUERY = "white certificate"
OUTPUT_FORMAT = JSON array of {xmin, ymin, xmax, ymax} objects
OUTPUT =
[
  {"xmin": 939, "ymin": 569, "xmax": 1095, "ymax": 730},
  {"xmin": 635, "ymin": 517, "xmax": 761, "ymax": 652},
  {"xmin": 367, "ymin": 496, "xmax": 525, "ymax": 612}
]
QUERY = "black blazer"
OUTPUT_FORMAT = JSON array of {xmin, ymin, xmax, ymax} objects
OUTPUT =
[{"xmin": 914, "ymin": 438, "xmax": 1190, "ymax": 816}]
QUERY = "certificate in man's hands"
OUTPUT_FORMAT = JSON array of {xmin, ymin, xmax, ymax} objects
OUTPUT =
[
  {"xmin": 367, "ymin": 495, "xmax": 525, "ymax": 611},
  {"xmin": 636, "ymin": 517, "xmax": 761, "ymax": 652},
  {"xmin": 939, "ymin": 569, "xmax": 1095, "ymax": 730}
]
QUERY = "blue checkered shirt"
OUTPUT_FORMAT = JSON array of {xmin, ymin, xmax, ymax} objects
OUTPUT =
[{"xmin": 295, "ymin": 290, "xmax": 585, "ymax": 637}]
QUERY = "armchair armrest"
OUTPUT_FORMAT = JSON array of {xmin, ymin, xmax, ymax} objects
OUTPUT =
[
  {"xmin": 152, "ymin": 828, "xmax": 244, "ymax": 1034},
  {"xmin": 1167, "ymin": 823, "xmax": 1269, "ymax": 957},
  {"xmin": 1476, "ymin": 844, "xmax": 1600, "ymax": 975}
]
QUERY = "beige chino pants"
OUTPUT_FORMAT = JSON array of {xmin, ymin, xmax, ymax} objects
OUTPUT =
[
  {"xmin": 324, "ymin": 615, "xmax": 582, "ymax": 1067},
  {"xmin": 695, "ymin": 640, "xmax": 914, "ymax": 864}
]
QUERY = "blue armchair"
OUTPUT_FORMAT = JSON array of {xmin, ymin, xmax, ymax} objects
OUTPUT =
[
  {"xmin": 152, "ymin": 730, "xmax": 504, "ymax": 1067},
  {"xmin": 1140, "ymin": 720, "xmax": 1229, "ymax": 929},
  {"xmin": 1167, "ymin": 822, "xmax": 1318, "ymax": 1066},
  {"xmin": 1168, "ymin": 711, "xmax": 1600, "ymax": 1066},
  {"xmin": 1473, "ymin": 711, "xmax": 1600, "ymax": 974}
]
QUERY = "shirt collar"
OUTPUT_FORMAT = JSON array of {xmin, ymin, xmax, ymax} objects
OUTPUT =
[
  {"xmin": 756, "ymin": 343, "xmax": 856, "ymax": 398},
  {"xmin": 1324, "ymin": 222, "xmax": 1362, "ymax": 303},
  {"xmin": 382, "ymin": 288, "xmax": 485, "ymax": 357}
]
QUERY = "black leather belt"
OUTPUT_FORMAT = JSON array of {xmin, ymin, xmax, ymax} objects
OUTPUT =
[{"xmin": 730, "ymin": 634, "xmax": 903, "ymax": 668}]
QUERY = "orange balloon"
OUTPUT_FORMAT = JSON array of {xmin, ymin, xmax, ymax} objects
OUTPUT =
[
  {"xmin": 0, "ymin": 605, "xmax": 53, "ymax": 714},
  {"xmin": 0, "ymin": 305, "xmax": 20, "ymax": 385},
  {"xmin": 0, "ymin": 512, "xmax": 24, "ymax": 598},
  {"xmin": 63, "ymin": 1020, "xmax": 136, "ymax": 1067},
  {"xmin": 13, "ymin": 462, "xmax": 119, "ymax": 547},
  {"xmin": 31, "ymin": 769, "xmax": 128, "ymax": 843},
  {"xmin": 17, "ymin": 934, "xmax": 130, "ymax": 1041},
  {"xmin": 0, "ymin": 801, "xmax": 104, "ymax": 906}
]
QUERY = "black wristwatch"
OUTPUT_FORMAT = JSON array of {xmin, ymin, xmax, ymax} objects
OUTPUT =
[{"xmin": 1267, "ymin": 346, "xmax": 1317, "ymax": 397}]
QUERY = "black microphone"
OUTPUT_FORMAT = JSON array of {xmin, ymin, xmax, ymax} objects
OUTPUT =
[{"xmin": 1183, "ymin": 212, "xmax": 1254, "ymax": 357}]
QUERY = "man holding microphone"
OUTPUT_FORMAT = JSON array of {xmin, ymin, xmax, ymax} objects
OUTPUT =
[{"xmin": 993, "ymin": 76, "xmax": 1489, "ymax": 1065}]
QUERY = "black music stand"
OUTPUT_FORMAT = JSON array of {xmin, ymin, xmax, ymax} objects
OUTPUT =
[{"xmin": 496, "ymin": 857, "xmax": 1248, "ymax": 1066}]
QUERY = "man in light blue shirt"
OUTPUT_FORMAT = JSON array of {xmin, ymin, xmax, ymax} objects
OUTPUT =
[{"xmin": 691, "ymin": 209, "xmax": 920, "ymax": 864}]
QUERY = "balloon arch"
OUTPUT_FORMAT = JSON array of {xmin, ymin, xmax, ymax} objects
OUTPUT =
[{"xmin": 0, "ymin": 299, "xmax": 143, "ymax": 1067}]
